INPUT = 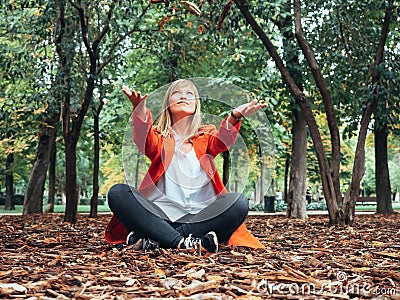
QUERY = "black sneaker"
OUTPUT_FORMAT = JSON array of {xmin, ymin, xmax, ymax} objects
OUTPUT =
[
  {"xmin": 141, "ymin": 238, "xmax": 160, "ymax": 250},
  {"xmin": 126, "ymin": 231, "xmax": 140, "ymax": 245},
  {"xmin": 181, "ymin": 231, "xmax": 218, "ymax": 254},
  {"xmin": 126, "ymin": 233, "xmax": 159, "ymax": 251},
  {"xmin": 201, "ymin": 231, "xmax": 218, "ymax": 253}
]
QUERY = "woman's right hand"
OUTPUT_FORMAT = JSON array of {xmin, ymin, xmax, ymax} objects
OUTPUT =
[{"xmin": 122, "ymin": 86, "xmax": 148, "ymax": 108}]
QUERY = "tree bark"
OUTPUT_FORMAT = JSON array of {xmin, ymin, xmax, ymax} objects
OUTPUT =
[
  {"xmin": 90, "ymin": 101, "xmax": 103, "ymax": 218},
  {"xmin": 4, "ymin": 152, "xmax": 14, "ymax": 211},
  {"xmin": 287, "ymin": 109, "xmax": 307, "ymax": 218},
  {"xmin": 342, "ymin": 102, "xmax": 374, "ymax": 224},
  {"xmin": 375, "ymin": 120, "xmax": 394, "ymax": 214},
  {"xmin": 45, "ymin": 137, "xmax": 57, "ymax": 213},
  {"xmin": 23, "ymin": 116, "xmax": 58, "ymax": 215},
  {"xmin": 293, "ymin": 0, "xmax": 343, "ymax": 223},
  {"xmin": 59, "ymin": 1, "xmax": 150, "ymax": 223},
  {"xmin": 283, "ymin": 154, "xmax": 290, "ymax": 203},
  {"xmin": 62, "ymin": 0, "xmax": 117, "ymax": 223},
  {"xmin": 64, "ymin": 140, "xmax": 78, "ymax": 223}
]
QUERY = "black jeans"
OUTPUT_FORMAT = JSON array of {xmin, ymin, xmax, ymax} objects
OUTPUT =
[{"xmin": 107, "ymin": 183, "xmax": 249, "ymax": 248}]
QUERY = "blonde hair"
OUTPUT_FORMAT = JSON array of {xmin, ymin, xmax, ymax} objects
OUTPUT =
[{"xmin": 156, "ymin": 79, "xmax": 202, "ymax": 139}]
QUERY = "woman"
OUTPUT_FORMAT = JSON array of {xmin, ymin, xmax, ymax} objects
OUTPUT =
[{"xmin": 105, "ymin": 79, "xmax": 266, "ymax": 253}]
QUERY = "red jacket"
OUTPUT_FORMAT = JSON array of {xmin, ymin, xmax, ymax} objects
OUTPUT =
[{"xmin": 105, "ymin": 109, "xmax": 264, "ymax": 249}]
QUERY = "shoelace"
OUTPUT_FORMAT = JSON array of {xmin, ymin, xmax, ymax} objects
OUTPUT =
[{"xmin": 142, "ymin": 238, "xmax": 160, "ymax": 250}]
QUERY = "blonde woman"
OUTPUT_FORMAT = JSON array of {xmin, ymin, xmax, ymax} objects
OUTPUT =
[{"xmin": 105, "ymin": 79, "xmax": 266, "ymax": 253}]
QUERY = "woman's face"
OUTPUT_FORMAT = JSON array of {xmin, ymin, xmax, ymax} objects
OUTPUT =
[{"xmin": 168, "ymin": 85, "xmax": 197, "ymax": 119}]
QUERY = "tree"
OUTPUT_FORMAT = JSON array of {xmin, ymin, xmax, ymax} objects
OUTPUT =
[
  {"xmin": 23, "ymin": 116, "xmax": 59, "ymax": 214},
  {"xmin": 287, "ymin": 109, "xmax": 307, "ymax": 217},
  {"xmin": 89, "ymin": 80, "xmax": 105, "ymax": 218},
  {"xmin": 343, "ymin": 0, "xmax": 395, "ymax": 220},
  {"xmin": 21, "ymin": 0, "xmax": 61, "ymax": 214},
  {"xmin": 1, "ymin": 1, "xmax": 51, "ymax": 211},
  {"xmin": 45, "ymin": 139, "xmax": 57, "ymax": 212},
  {"xmin": 375, "ymin": 116, "xmax": 394, "ymax": 213},
  {"xmin": 232, "ymin": 0, "xmax": 396, "ymax": 224},
  {"xmin": 60, "ymin": 0, "xmax": 154, "ymax": 223},
  {"xmin": 374, "ymin": 48, "xmax": 399, "ymax": 213},
  {"xmin": 279, "ymin": 0, "xmax": 308, "ymax": 218}
]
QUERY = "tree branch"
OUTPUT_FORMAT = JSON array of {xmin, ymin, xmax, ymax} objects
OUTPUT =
[
  {"xmin": 293, "ymin": 0, "xmax": 341, "ymax": 201},
  {"xmin": 343, "ymin": 0, "xmax": 393, "ymax": 224},
  {"xmin": 100, "ymin": 2, "xmax": 152, "ymax": 70},
  {"xmin": 68, "ymin": 0, "xmax": 93, "ymax": 58},
  {"xmin": 233, "ymin": 0, "xmax": 342, "ymax": 221},
  {"xmin": 216, "ymin": 0, "xmax": 233, "ymax": 30},
  {"xmin": 233, "ymin": 0, "xmax": 330, "ymax": 172},
  {"xmin": 55, "ymin": 0, "xmax": 70, "ymax": 141},
  {"xmin": 336, "ymin": 7, "xmax": 353, "ymax": 65},
  {"xmin": 93, "ymin": 1, "xmax": 116, "ymax": 52}
]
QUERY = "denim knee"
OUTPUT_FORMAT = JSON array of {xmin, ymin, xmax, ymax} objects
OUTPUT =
[
  {"xmin": 233, "ymin": 193, "xmax": 249, "ymax": 217},
  {"xmin": 107, "ymin": 183, "xmax": 126, "ymax": 209}
]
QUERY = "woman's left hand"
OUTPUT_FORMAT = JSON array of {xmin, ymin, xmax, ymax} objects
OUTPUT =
[{"xmin": 233, "ymin": 99, "xmax": 266, "ymax": 119}]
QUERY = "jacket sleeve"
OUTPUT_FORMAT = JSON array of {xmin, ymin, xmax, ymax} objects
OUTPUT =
[
  {"xmin": 132, "ymin": 108, "xmax": 161, "ymax": 161},
  {"xmin": 207, "ymin": 116, "xmax": 241, "ymax": 157}
]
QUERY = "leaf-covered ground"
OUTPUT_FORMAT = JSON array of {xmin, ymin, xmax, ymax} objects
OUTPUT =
[{"xmin": 1, "ymin": 213, "xmax": 399, "ymax": 299}]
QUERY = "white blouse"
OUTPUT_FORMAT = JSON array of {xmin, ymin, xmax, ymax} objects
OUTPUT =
[{"xmin": 147, "ymin": 135, "xmax": 217, "ymax": 222}]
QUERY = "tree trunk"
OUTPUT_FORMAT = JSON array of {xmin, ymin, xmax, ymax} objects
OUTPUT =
[
  {"xmin": 23, "ymin": 117, "xmax": 57, "ymax": 215},
  {"xmin": 283, "ymin": 154, "xmax": 290, "ymax": 203},
  {"xmin": 280, "ymin": 1, "xmax": 307, "ymax": 217},
  {"xmin": 61, "ymin": 0, "xmax": 113, "ymax": 223},
  {"xmin": 287, "ymin": 110, "xmax": 308, "ymax": 218},
  {"xmin": 64, "ymin": 140, "xmax": 78, "ymax": 223},
  {"xmin": 90, "ymin": 106, "xmax": 101, "ymax": 218},
  {"xmin": 63, "ymin": 69, "xmax": 97, "ymax": 223},
  {"xmin": 45, "ymin": 138, "xmax": 57, "ymax": 213},
  {"xmin": 4, "ymin": 152, "xmax": 14, "ymax": 211},
  {"xmin": 375, "ymin": 120, "xmax": 394, "ymax": 214},
  {"xmin": 342, "ymin": 103, "xmax": 374, "ymax": 224}
]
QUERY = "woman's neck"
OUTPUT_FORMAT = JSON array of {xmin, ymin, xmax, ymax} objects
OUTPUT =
[{"xmin": 171, "ymin": 115, "xmax": 192, "ymax": 137}]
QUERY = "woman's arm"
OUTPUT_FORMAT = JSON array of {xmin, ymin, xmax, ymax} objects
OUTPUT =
[
  {"xmin": 228, "ymin": 99, "xmax": 266, "ymax": 125},
  {"xmin": 207, "ymin": 99, "xmax": 267, "ymax": 156},
  {"xmin": 132, "ymin": 109, "xmax": 161, "ymax": 160},
  {"xmin": 122, "ymin": 86, "xmax": 148, "ymax": 120},
  {"xmin": 122, "ymin": 86, "xmax": 160, "ymax": 159}
]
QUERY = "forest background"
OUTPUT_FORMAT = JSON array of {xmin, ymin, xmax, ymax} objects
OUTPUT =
[{"xmin": 0, "ymin": 0, "xmax": 399, "ymax": 224}]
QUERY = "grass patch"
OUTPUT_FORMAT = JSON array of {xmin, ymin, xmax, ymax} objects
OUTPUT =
[
  {"xmin": 0, "ymin": 205, "xmax": 111, "ymax": 214},
  {"xmin": 2, "ymin": 203, "xmax": 399, "ymax": 215}
]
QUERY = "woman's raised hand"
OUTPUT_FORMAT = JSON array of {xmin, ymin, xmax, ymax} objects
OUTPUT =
[
  {"xmin": 122, "ymin": 86, "xmax": 148, "ymax": 108},
  {"xmin": 233, "ymin": 99, "xmax": 266, "ymax": 118}
]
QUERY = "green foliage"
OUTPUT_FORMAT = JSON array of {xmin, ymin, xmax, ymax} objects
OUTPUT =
[
  {"xmin": 1, "ymin": 0, "xmax": 399, "ymax": 204},
  {"xmin": 0, "ymin": 1, "xmax": 57, "ymax": 191},
  {"xmin": 303, "ymin": 0, "xmax": 400, "ymax": 139},
  {"xmin": 363, "ymin": 135, "xmax": 400, "ymax": 195}
]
